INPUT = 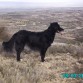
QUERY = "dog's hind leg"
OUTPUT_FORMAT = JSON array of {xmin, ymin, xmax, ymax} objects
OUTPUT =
[{"xmin": 15, "ymin": 43, "xmax": 25, "ymax": 61}]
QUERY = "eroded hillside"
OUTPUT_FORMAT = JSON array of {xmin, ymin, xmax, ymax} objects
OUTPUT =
[{"xmin": 0, "ymin": 8, "xmax": 83, "ymax": 83}]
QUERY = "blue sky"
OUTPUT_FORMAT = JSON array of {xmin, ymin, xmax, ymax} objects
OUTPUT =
[{"xmin": 0, "ymin": 0, "xmax": 83, "ymax": 8}]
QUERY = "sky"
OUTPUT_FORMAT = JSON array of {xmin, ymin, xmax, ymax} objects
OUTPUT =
[{"xmin": 0, "ymin": 0, "xmax": 83, "ymax": 8}]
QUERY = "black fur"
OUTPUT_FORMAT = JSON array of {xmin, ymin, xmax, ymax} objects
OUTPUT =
[{"xmin": 2, "ymin": 22, "xmax": 64, "ymax": 62}]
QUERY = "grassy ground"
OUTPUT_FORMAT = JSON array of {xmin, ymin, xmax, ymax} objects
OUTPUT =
[{"xmin": 0, "ymin": 8, "xmax": 83, "ymax": 83}]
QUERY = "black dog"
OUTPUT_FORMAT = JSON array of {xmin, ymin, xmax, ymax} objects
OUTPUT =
[{"xmin": 2, "ymin": 22, "xmax": 64, "ymax": 62}]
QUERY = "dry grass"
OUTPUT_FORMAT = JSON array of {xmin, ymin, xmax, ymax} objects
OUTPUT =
[
  {"xmin": 0, "ymin": 42, "xmax": 83, "ymax": 83},
  {"xmin": 0, "ymin": 52, "xmax": 82, "ymax": 83}
]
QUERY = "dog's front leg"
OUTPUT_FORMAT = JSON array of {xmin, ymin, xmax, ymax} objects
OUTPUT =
[{"xmin": 40, "ymin": 48, "xmax": 47, "ymax": 62}]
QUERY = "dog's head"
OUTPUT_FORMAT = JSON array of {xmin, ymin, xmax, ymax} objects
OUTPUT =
[{"xmin": 50, "ymin": 22, "xmax": 64, "ymax": 33}]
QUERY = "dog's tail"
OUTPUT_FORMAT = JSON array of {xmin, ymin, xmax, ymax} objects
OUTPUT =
[{"xmin": 2, "ymin": 34, "xmax": 16, "ymax": 52}]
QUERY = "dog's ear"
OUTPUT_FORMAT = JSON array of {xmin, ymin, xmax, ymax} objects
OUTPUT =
[
  {"xmin": 50, "ymin": 22, "xmax": 58, "ymax": 27},
  {"xmin": 54, "ymin": 22, "xmax": 58, "ymax": 24},
  {"xmin": 50, "ymin": 22, "xmax": 58, "ymax": 25}
]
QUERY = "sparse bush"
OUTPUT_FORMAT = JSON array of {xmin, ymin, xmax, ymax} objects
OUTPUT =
[
  {"xmin": 75, "ymin": 28, "xmax": 83, "ymax": 42},
  {"xmin": 47, "ymin": 43, "xmax": 83, "ymax": 59},
  {"xmin": 0, "ymin": 27, "xmax": 9, "ymax": 41}
]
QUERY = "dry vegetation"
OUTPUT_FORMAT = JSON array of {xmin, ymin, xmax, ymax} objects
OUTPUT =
[{"xmin": 0, "ymin": 8, "xmax": 83, "ymax": 83}]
